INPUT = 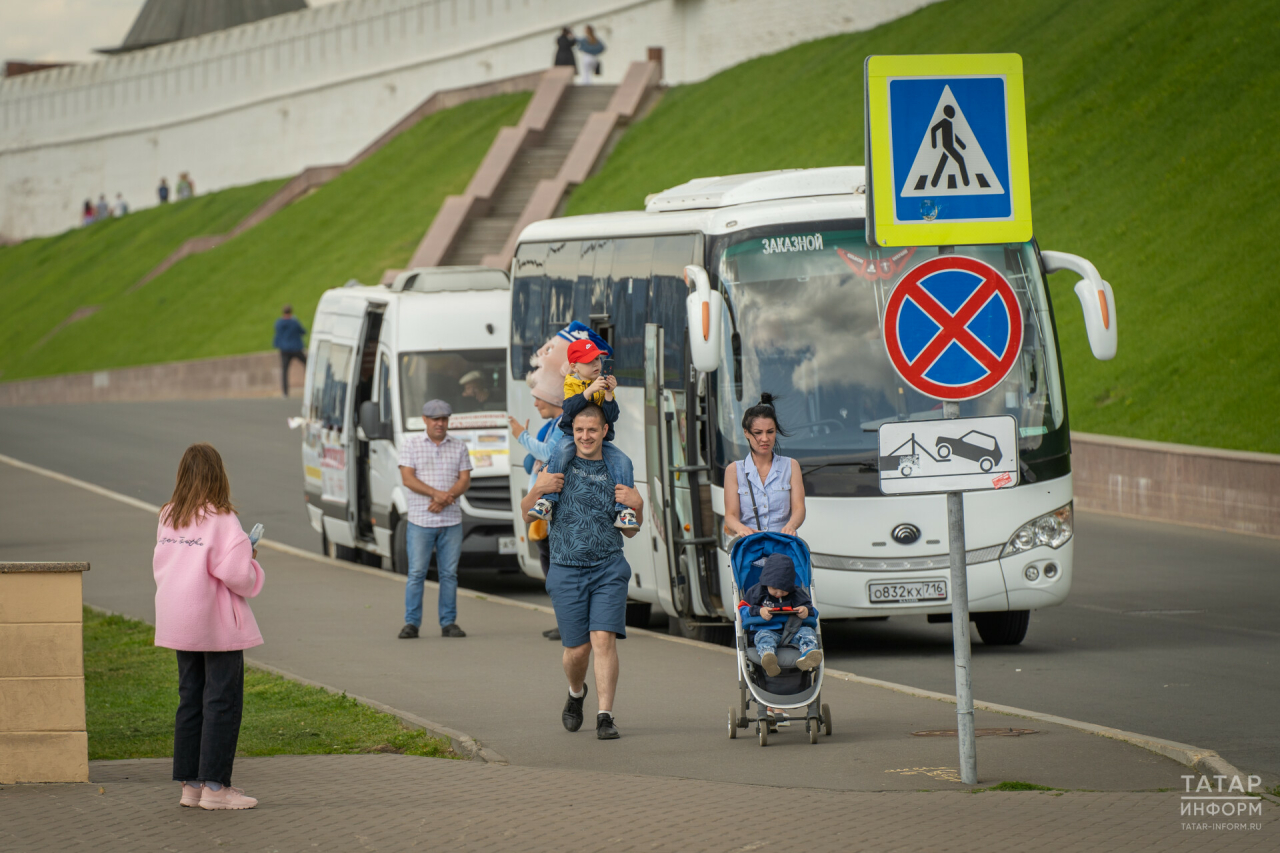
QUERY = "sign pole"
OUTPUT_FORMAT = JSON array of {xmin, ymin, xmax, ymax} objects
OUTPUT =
[{"xmin": 943, "ymin": 400, "xmax": 978, "ymax": 785}]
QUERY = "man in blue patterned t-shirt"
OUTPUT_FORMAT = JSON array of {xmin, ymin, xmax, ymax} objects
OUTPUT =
[{"xmin": 522, "ymin": 404, "xmax": 643, "ymax": 740}]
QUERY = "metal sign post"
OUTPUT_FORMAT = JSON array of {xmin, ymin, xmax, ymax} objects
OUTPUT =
[{"xmin": 943, "ymin": 400, "xmax": 977, "ymax": 785}]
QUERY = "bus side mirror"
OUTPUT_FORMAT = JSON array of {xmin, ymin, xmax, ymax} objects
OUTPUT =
[
  {"xmin": 359, "ymin": 400, "xmax": 389, "ymax": 441},
  {"xmin": 1041, "ymin": 250, "xmax": 1117, "ymax": 361},
  {"xmin": 684, "ymin": 264, "xmax": 723, "ymax": 373}
]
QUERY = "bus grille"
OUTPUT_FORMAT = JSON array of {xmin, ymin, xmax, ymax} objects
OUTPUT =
[{"xmin": 466, "ymin": 476, "xmax": 512, "ymax": 512}]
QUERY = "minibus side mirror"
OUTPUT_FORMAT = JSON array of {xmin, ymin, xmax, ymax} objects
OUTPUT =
[
  {"xmin": 1041, "ymin": 250, "xmax": 1117, "ymax": 361},
  {"xmin": 684, "ymin": 264, "xmax": 724, "ymax": 373},
  {"xmin": 358, "ymin": 400, "xmax": 389, "ymax": 441}
]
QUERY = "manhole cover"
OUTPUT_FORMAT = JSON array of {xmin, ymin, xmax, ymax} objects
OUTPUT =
[{"xmin": 911, "ymin": 728, "xmax": 1038, "ymax": 737}]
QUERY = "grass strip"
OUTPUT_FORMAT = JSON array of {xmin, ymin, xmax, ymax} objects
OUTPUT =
[{"xmin": 84, "ymin": 607, "xmax": 457, "ymax": 761}]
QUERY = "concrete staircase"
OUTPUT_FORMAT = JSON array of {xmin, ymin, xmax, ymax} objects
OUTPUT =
[{"xmin": 442, "ymin": 85, "xmax": 616, "ymax": 266}]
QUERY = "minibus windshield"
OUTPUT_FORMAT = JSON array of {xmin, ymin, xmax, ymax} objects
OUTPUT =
[
  {"xmin": 711, "ymin": 225, "xmax": 1067, "ymax": 496},
  {"xmin": 399, "ymin": 349, "xmax": 506, "ymax": 430}
]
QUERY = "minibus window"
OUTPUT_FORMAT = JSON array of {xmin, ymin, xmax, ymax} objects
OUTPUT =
[
  {"xmin": 399, "ymin": 349, "xmax": 507, "ymax": 430},
  {"xmin": 316, "ymin": 343, "xmax": 353, "ymax": 432}
]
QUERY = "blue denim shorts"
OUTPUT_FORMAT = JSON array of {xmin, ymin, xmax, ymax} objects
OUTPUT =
[{"xmin": 544, "ymin": 552, "xmax": 631, "ymax": 648}]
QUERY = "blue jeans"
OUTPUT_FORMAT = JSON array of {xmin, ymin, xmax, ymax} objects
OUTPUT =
[
  {"xmin": 543, "ymin": 441, "xmax": 634, "ymax": 512},
  {"xmin": 754, "ymin": 626, "xmax": 818, "ymax": 656},
  {"xmin": 404, "ymin": 522, "xmax": 462, "ymax": 627}
]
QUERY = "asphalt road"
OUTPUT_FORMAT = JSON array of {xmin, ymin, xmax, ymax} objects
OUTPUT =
[{"xmin": 1, "ymin": 398, "xmax": 1277, "ymax": 780}]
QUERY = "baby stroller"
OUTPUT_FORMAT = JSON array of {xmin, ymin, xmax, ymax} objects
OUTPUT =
[{"xmin": 727, "ymin": 532, "xmax": 832, "ymax": 746}]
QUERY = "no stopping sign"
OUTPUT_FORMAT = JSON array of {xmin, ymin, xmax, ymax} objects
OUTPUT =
[{"xmin": 882, "ymin": 255, "xmax": 1023, "ymax": 401}]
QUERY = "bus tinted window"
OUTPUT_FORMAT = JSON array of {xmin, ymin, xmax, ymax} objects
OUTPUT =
[
  {"xmin": 651, "ymin": 235, "xmax": 697, "ymax": 384},
  {"xmin": 544, "ymin": 241, "xmax": 580, "ymax": 329},
  {"xmin": 311, "ymin": 341, "xmax": 353, "ymax": 432},
  {"xmin": 510, "ymin": 243, "xmax": 548, "ymax": 379},
  {"xmin": 610, "ymin": 237, "xmax": 654, "ymax": 386}
]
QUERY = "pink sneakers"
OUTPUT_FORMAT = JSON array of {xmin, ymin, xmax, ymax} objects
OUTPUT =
[
  {"xmin": 198, "ymin": 785, "xmax": 258, "ymax": 810},
  {"xmin": 179, "ymin": 783, "xmax": 203, "ymax": 807}
]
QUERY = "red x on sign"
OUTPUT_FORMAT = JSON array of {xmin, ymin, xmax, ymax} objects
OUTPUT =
[{"xmin": 882, "ymin": 255, "xmax": 1023, "ymax": 401}]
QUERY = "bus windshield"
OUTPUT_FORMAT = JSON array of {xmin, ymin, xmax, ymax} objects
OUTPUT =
[
  {"xmin": 711, "ymin": 225, "xmax": 1067, "ymax": 496},
  {"xmin": 399, "ymin": 349, "xmax": 506, "ymax": 430}
]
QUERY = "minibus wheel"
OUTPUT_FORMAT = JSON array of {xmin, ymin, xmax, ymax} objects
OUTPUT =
[{"xmin": 392, "ymin": 519, "xmax": 409, "ymax": 575}]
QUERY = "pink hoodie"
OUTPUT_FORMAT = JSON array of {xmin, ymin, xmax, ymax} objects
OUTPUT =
[{"xmin": 152, "ymin": 507, "xmax": 265, "ymax": 651}]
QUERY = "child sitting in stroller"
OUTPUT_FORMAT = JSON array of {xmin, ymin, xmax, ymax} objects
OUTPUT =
[{"xmin": 739, "ymin": 553, "xmax": 823, "ymax": 677}]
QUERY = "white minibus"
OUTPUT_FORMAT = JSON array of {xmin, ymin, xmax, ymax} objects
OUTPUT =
[
  {"xmin": 504, "ymin": 167, "xmax": 1116, "ymax": 644},
  {"xmin": 301, "ymin": 267, "xmax": 516, "ymax": 572}
]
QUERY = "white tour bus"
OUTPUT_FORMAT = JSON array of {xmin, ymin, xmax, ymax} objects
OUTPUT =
[
  {"xmin": 505, "ymin": 167, "xmax": 1116, "ymax": 644},
  {"xmin": 302, "ymin": 267, "xmax": 516, "ymax": 572}
]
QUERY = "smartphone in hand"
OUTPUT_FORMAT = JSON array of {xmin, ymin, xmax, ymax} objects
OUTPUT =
[
  {"xmin": 601, "ymin": 357, "xmax": 614, "ymax": 376},
  {"xmin": 249, "ymin": 523, "xmax": 264, "ymax": 546}
]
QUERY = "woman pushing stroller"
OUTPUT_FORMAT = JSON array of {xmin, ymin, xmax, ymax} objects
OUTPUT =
[{"xmin": 723, "ymin": 393, "xmax": 806, "ymax": 538}]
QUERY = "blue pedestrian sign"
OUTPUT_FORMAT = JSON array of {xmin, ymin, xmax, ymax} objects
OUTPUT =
[{"xmin": 865, "ymin": 54, "xmax": 1032, "ymax": 247}]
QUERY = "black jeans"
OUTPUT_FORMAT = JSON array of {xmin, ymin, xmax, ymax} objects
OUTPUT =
[
  {"xmin": 279, "ymin": 350, "xmax": 306, "ymax": 396},
  {"xmin": 173, "ymin": 650, "xmax": 244, "ymax": 786},
  {"xmin": 536, "ymin": 536, "xmax": 551, "ymax": 581}
]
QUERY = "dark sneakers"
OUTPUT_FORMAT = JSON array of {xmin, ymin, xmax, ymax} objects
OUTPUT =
[
  {"xmin": 542, "ymin": 627, "xmax": 561, "ymax": 641},
  {"xmin": 596, "ymin": 712, "xmax": 620, "ymax": 740},
  {"xmin": 398, "ymin": 624, "xmax": 419, "ymax": 639},
  {"xmin": 562, "ymin": 684, "xmax": 587, "ymax": 732},
  {"xmin": 441, "ymin": 624, "xmax": 467, "ymax": 638}
]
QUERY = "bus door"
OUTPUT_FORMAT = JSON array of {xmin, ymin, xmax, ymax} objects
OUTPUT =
[{"xmin": 645, "ymin": 324, "xmax": 720, "ymax": 621}]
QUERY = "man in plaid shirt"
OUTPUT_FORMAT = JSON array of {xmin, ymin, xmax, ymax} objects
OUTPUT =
[{"xmin": 398, "ymin": 399, "xmax": 473, "ymax": 639}]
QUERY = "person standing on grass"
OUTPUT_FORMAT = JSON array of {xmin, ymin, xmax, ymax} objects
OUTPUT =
[
  {"xmin": 157, "ymin": 177, "xmax": 170, "ymax": 204},
  {"xmin": 399, "ymin": 399, "xmax": 473, "ymax": 640},
  {"xmin": 153, "ymin": 443, "xmax": 265, "ymax": 811},
  {"xmin": 273, "ymin": 305, "xmax": 307, "ymax": 398},
  {"xmin": 521, "ymin": 403, "xmax": 643, "ymax": 740}
]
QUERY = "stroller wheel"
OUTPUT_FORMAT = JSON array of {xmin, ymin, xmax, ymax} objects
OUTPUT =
[
  {"xmin": 809, "ymin": 723, "xmax": 819, "ymax": 744},
  {"xmin": 822, "ymin": 703, "xmax": 833, "ymax": 736},
  {"xmin": 758, "ymin": 726, "xmax": 768, "ymax": 747},
  {"xmin": 728, "ymin": 708, "xmax": 737, "ymax": 739}
]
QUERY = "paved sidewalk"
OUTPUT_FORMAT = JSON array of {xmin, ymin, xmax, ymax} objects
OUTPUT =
[
  {"xmin": 0, "ymin": 463, "xmax": 1205, "ymax": 790},
  {"xmin": 2, "ymin": 755, "xmax": 1275, "ymax": 852}
]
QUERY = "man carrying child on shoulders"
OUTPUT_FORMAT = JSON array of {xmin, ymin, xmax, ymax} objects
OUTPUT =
[{"xmin": 522, "ymin": 403, "xmax": 643, "ymax": 740}]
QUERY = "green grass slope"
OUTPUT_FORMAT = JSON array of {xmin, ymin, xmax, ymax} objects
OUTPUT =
[
  {"xmin": 0, "ymin": 179, "xmax": 285, "ymax": 380},
  {"xmin": 565, "ymin": 0, "xmax": 1279, "ymax": 454},
  {"xmin": 0, "ymin": 91, "xmax": 529, "ymax": 381}
]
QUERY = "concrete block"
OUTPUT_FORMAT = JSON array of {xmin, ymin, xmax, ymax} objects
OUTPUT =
[
  {"xmin": 0, "ymin": 677, "xmax": 86, "ymax": 731},
  {"xmin": 0, "ymin": 623, "xmax": 84, "ymax": 677},
  {"xmin": 0, "ymin": 732, "xmax": 89, "ymax": 783},
  {"xmin": 0, "ymin": 572, "xmax": 82, "ymax": 623}
]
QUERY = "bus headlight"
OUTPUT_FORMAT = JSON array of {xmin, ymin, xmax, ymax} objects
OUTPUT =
[{"xmin": 1002, "ymin": 502, "xmax": 1073, "ymax": 557}]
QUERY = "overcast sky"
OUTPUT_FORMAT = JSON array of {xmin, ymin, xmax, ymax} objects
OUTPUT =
[{"xmin": 1, "ymin": 0, "xmax": 342, "ymax": 66}]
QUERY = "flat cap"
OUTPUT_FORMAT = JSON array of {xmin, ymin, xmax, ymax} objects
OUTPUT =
[{"xmin": 421, "ymin": 399, "xmax": 453, "ymax": 418}]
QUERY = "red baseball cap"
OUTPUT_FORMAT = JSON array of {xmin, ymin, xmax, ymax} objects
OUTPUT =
[{"xmin": 566, "ymin": 339, "xmax": 604, "ymax": 364}]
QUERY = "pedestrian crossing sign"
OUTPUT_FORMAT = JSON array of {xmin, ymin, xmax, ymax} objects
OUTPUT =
[{"xmin": 864, "ymin": 54, "xmax": 1032, "ymax": 247}]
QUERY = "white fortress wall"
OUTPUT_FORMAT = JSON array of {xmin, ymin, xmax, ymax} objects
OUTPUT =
[{"xmin": 0, "ymin": 0, "xmax": 941, "ymax": 241}]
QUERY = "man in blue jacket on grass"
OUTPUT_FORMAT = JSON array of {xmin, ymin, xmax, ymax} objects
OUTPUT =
[{"xmin": 273, "ymin": 305, "xmax": 307, "ymax": 398}]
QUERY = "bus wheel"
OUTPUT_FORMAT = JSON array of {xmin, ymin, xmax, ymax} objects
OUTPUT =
[
  {"xmin": 669, "ymin": 616, "xmax": 733, "ymax": 646},
  {"xmin": 392, "ymin": 519, "xmax": 409, "ymax": 575},
  {"xmin": 974, "ymin": 610, "xmax": 1030, "ymax": 645}
]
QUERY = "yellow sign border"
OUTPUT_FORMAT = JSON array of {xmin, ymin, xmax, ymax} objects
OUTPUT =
[{"xmin": 866, "ymin": 53, "xmax": 1032, "ymax": 247}]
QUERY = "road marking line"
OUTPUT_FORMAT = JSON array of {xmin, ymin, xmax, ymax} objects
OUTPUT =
[{"xmin": 0, "ymin": 450, "xmax": 1252, "ymax": 782}]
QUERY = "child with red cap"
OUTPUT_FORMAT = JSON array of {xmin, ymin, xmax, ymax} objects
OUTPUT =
[{"xmin": 528, "ymin": 338, "xmax": 638, "ymax": 529}]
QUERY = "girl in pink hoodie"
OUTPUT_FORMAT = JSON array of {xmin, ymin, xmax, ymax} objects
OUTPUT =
[{"xmin": 153, "ymin": 443, "xmax": 264, "ymax": 811}]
